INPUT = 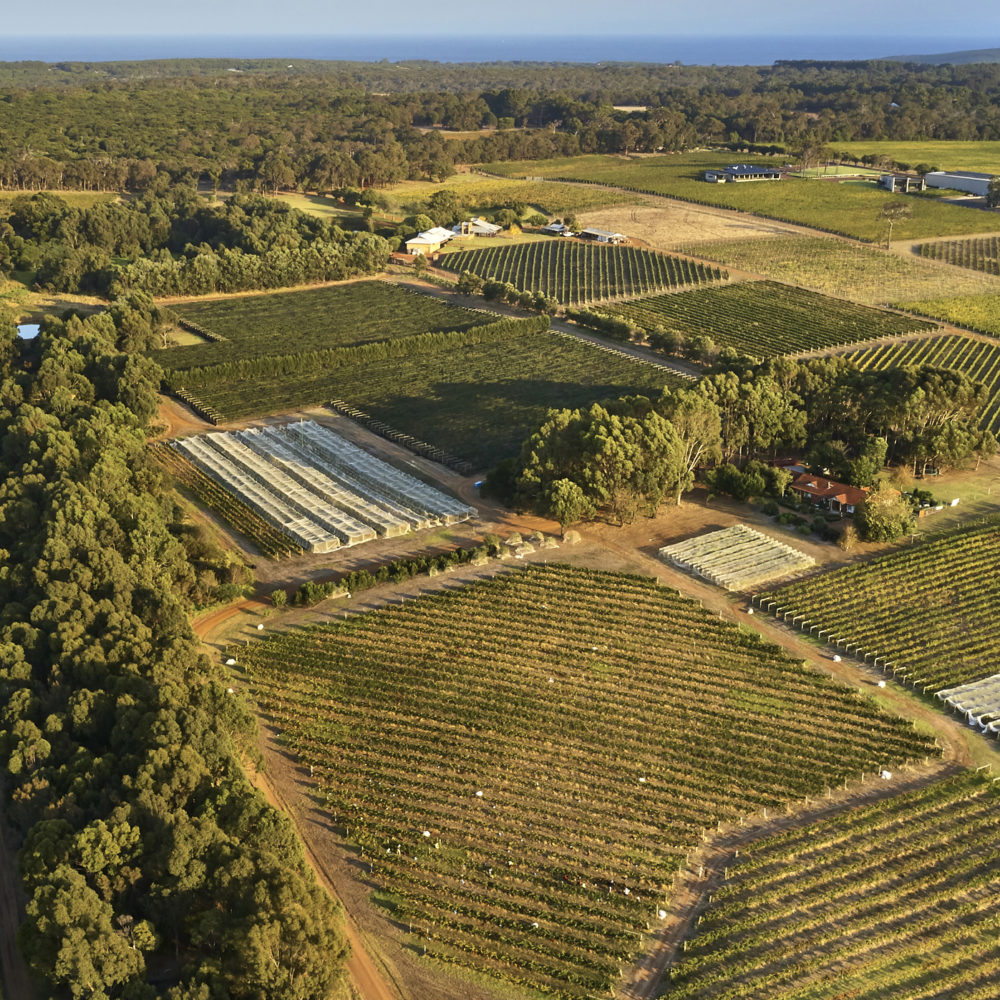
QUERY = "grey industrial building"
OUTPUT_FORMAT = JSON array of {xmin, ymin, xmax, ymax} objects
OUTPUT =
[{"xmin": 923, "ymin": 170, "xmax": 995, "ymax": 197}]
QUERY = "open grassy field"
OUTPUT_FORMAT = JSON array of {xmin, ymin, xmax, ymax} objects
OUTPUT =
[
  {"xmin": 178, "ymin": 328, "xmax": 683, "ymax": 468},
  {"xmin": 159, "ymin": 281, "xmax": 489, "ymax": 372},
  {"xmin": 836, "ymin": 140, "xmax": 1000, "ymax": 174},
  {"xmin": 485, "ymin": 153, "xmax": 1000, "ymax": 242},
  {"xmin": 759, "ymin": 513, "xmax": 1000, "ymax": 692},
  {"xmin": 379, "ymin": 172, "xmax": 638, "ymax": 218},
  {"xmin": 845, "ymin": 334, "xmax": 1000, "ymax": 434},
  {"xmin": 894, "ymin": 292, "xmax": 1000, "ymax": 337},
  {"xmin": 674, "ymin": 236, "xmax": 1000, "ymax": 305},
  {"xmin": 670, "ymin": 770, "xmax": 1000, "ymax": 1000},
  {"xmin": 239, "ymin": 563, "xmax": 934, "ymax": 1000},
  {"xmin": 437, "ymin": 241, "xmax": 724, "ymax": 304},
  {"xmin": 603, "ymin": 281, "xmax": 935, "ymax": 359}
]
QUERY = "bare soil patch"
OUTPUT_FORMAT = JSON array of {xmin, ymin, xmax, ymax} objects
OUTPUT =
[{"xmin": 576, "ymin": 199, "xmax": 796, "ymax": 251}]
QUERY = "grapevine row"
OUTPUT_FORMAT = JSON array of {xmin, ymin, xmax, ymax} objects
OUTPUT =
[{"xmin": 236, "ymin": 564, "xmax": 935, "ymax": 999}]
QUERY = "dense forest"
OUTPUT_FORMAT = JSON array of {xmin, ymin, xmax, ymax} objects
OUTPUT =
[
  {"xmin": 0, "ymin": 191, "xmax": 389, "ymax": 297},
  {"xmin": 2, "ymin": 58, "xmax": 1000, "ymax": 192},
  {"xmin": 0, "ymin": 309, "xmax": 350, "ymax": 999}
]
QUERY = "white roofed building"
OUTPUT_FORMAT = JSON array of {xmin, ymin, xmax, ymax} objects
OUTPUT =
[
  {"xmin": 454, "ymin": 217, "xmax": 502, "ymax": 236},
  {"xmin": 404, "ymin": 226, "xmax": 456, "ymax": 255}
]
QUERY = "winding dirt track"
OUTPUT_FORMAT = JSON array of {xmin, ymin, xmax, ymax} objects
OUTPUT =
[
  {"xmin": 192, "ymin": 601, "xmax": 401, "ymax": 1000},
  {"xmin": 0, "ymin": 783, "xmax": 35, "ymax": 1000}
]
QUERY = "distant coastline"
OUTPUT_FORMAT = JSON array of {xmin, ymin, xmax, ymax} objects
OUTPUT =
[{"xmin": 0, "ymin": 33, "xmax": 993, "ymax": 66}]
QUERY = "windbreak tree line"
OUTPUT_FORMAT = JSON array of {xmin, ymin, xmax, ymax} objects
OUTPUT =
[
  {"xmin": 4, "ymin": 60, "xmax": 1000, "ymax": 193},
  {"xmin": 0, "ymin": 190, "xmax": 389, "ymax": 296},
  {"xmin": 503, "ymin": 356, "xmax": 997, "ymax": 528},
  {"xmin": 0, "ymin": 314, "xmax": 349, "ymax": 998}
]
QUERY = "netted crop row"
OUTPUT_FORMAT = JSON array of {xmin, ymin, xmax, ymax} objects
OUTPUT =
[
  {"xmin": 670, "ymin": 770, "xmax": 1000, "ymax": 1000},
  {"xmin": 172, "ymin": 421, "xmax": 473, "ymax": 555},
  {"xmin": 604, "ymin": 280, "xmax": 936, "ymax": 359},
  {"xmin": 438, "ymin": 241, "xmax": 724, "ymax": 304},
  {"xmin": 757, "ymin": 514, "xmax": 1000, "ymax": 693},
  {"xmin": 237, "ymin": 564, "xmax": 935, "ymax": 999},
  {"xmin": 151, "ymin": 443, "xmax": 303, "ymax": 558},
  {"xmin": 182, "ymin": 331, "xmax": 682, "ymax": 469},
  {"xmin": 659, "ymin": 525, "xmax": 815, "ymax": 590},
  {"xmin": 917, "ymin": 236, "xmax": 1000, "ymax": 276},
  {"xmin": 845, "ymin": 334, "xmax": 1000, "ymax": 433},
  {"xmin": 159, "ymin": 279, "xmax": 489, "ymax": 372}
]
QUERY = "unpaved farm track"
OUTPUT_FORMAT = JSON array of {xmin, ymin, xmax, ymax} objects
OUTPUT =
[
  {"xmin": 617, "ymin": 757, "xmax": 961, "ymax": 1000},
  {"xmin": 0, "ymin": 782, "xmax": 36, "ymax": 1000},
  {"xmin": 192, "ymin": 601, "xmax": 404, "ymax": 1000},
  {"xmin": 192, "ymin": 521, "xmax": 994, "ymax": 1000}
]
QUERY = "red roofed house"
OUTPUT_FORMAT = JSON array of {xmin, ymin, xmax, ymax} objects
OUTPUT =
[{"xmin": 789, "ymin": 473, "xmax": 869, "ymax": 516}]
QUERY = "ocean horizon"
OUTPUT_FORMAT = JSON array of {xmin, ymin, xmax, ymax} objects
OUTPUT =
[{"xmin": 0, "ymin": 34, "xmax": 992, "ymax": 66}]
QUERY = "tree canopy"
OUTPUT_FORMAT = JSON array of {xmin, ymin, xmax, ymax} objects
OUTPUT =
[{"xmin": 0, "ymin": 312, "xmax": 350, "ymax": 999}]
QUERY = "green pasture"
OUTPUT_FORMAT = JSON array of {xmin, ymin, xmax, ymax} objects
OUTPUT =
[
  {"xmin": 485, "ymin": 152, "xmax": 1000, "ymax": 241},
  {"xmin": 836, "ymin": 140, "xmax": 1000, "ymax": 174}
]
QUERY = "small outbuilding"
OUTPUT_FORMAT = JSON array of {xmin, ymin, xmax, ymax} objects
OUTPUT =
[
  {"xmin": 878, "ymin": 173, "xmax": 926, "ymax": 193},
  {"xmin": 543, "ymin": 221, "xmax": 575, "ymax": 236},
  {"xmin": 579, "ymin": 227, "xmax": 628, "ymax": 244}
]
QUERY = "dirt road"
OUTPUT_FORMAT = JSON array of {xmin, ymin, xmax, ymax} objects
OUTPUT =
[
  {"xmin": 0, "ymin": 781, "xmax": 35, "ymax": 1000},
  {"xmin": 193, "ymin": 599, "xmax": 404, "ymax": 1000}
]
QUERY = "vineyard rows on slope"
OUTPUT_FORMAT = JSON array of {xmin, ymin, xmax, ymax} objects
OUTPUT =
[
  {"xmin": 602, "ymin": 281, "xmax": 935, "ymax": 359},
  {"xmin": 674, "ymin": 236, "xmax": 1000, "ymax": 305},
  {"xmin": 757, "ymin": 514, "xmax": 1000, "ymax": 693},
  {"xmin": 160, "ymin": 280, "xmax": 490, "ymax": 371},
  {"xmin": 438, "ymin": 240, "xmax": 724, "ymax": 304},
  {"xmin": 237, "ymin": 564, "xmax": 934, "ymax": 1000},
  {"xmin": 669, "ymin": 770, "xmax": 1000, "ymax": 1000},
  {"xmin": 917, "ymin": 235, "xmax": 1000, "ymax": 276},
  {"xmin": 181, "ymin": 331, "xmax": 683, "ymax": 468},
  {"xmin": 845, "ymin": 334, "xmax": 1000, "ymax": 434}
]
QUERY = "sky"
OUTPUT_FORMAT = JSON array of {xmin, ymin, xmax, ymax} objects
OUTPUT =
[{"xmin": 6, "ymin": 0, "xmax": 1000, "ymax": 40}]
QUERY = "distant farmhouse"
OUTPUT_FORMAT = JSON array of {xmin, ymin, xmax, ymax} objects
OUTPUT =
[
  {"xmin": 924, "ymin": 170, "xmax": 995, "ymax": 197},
  {"xmin": 878, "ymin": 173, "xmax": 927, "ymax": 193},
  {"xmin": 453, "ymin": 217, "xmax": 502, "ymax": 237},
  {"xmin": 579, "ymin": 227, "xmax": 628, "ymax": 244},
  {"xmin": 404, "ymin": 225, "xmax": 455, "ymax": 255},
  {"xmin": 543, "ymin": 221, "xmax": 575, "ymax": 237},
  {"xmin": 704, "ymin": 164, "xmax": 782, "ymax": 183}
]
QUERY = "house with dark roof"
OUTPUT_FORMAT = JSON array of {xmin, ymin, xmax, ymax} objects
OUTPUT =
[{"xmin": 704, "ymin": 164, "xmax": 782, "ymax": 183}]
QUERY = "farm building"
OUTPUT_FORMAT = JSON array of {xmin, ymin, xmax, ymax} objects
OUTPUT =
[
  {"xmin": 923, "ymin": 170, "xmax": 995, "ymax": 197},
  {"xmin": 543, "ymin": 221, "xmax": 575, "ymax": 236},
  {"xmin": 453, "ymin": 217, "xmax": 502, "ymax": 237},
  {"xmin": 405, "ymin": 225, "xmax": 456, "ymax": 255},
  {"xmin": 878, "ymin": 173, "xmax": 926, "ymax": 193},
  {"xmin": 389, "ymin": 251, "xmax": 420, "ymax": 266},
  {"xmin": 579, "ymin": 227, "xmax": 628, "ymax": 244},
  {"xmin": 789, "ymin": 473, "xmax": 869, "ymax": 515},
  {"xmin": 704, "ymin": 164, "xmax": 782, "ymax": 183}
]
